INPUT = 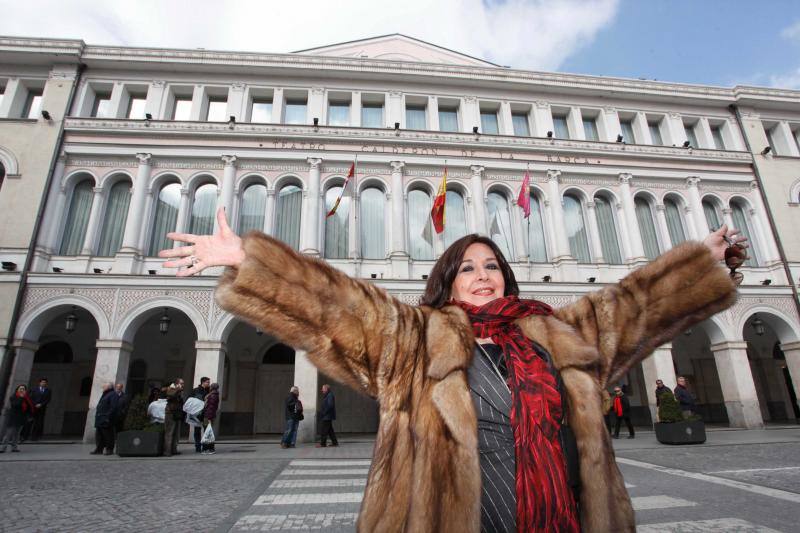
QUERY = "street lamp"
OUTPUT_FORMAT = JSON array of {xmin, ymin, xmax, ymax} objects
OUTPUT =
[
  {"xmin": 751, "ymin": 315, "xmax": 766, "ymax": 336},
  {"xmin": 65, "ymin": 306, "xmax": 78, "ymax": 333},
  {"xmin": 159, "ymin": 308, "xmax": 171, "ymax": 335}
]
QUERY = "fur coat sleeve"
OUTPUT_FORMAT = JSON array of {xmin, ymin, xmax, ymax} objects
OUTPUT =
[{"xmin": 554, "ymin": 241, "xmax": 737, "ymax": 386}]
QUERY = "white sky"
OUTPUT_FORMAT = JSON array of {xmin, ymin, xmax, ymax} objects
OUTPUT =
[{"xmin": 0, "ymin": 0, "xmax": 620, "ymax": 71}]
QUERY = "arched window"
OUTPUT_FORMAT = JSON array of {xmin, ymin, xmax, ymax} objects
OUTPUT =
[
  {"xmin": 189, "ymin": 183, "xmax": 217, "ymax": 235},
  {"xmin": 664, "ymin": 197, "xmax": 687, "ymax": 246},
  {"xmin": 238, "ymin": 183, "xmax": 266, "ymax": 234},
  {"xmin": 147, "ymin": 182, "xmax": 181, "ymax": 256},
  {"xmin": 274, "ymin": 183, "xmax": 302, "ymax": 250},
  {"xmin": 525, "ymin": 191, "xmax": 548, "ymax": 263},
  {"xmin": 97, "ymin": 180, "xmax": 131, "ymax": 256},
  {"xmin": 487, "ymin": 191, "xmax": 515, "ymax": 260},
  {"xmin": 324, "ymin": 185, "xmax": 348, "ymax": 259},
  {"xmin": 634, "ymin": 197, "xmax": 660, "ymax": 260},
  {"xmin": 443, "ymin": 190, "xmax": 468, "ymax": 249},
  {"xmin": 731, "ymin": 201, "xmax": 758, "ymax": 266},
  {"xmin": 408, "ymin": 189, "xmax": 434, "ymax": 260},
  {"xmin": 563, "ymin": 193, "xmax": 590, "ymax": 263},
  {"xmin": 702, "ymin": 199, "xmax": 722, "ymax": 231},
  {"xmin": 361, "ymin": 187, "xmax": 385, "ymax": 259},
  {"xmin": 594, "ymin": 196, "xmax": 622, "ymax": 264},
  {"xmin": 59, "ymin": 179, "xmax": 94, "ymax": 255}
]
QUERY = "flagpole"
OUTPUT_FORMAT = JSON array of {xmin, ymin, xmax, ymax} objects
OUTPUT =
[{"xmin": 526, "ymin": 162, "xmax": 531, "ymax": 265}]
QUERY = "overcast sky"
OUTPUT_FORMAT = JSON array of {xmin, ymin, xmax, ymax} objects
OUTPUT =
[{"xmin": 1, "ymin": 0, "xmax": 798, "ymax": 89}]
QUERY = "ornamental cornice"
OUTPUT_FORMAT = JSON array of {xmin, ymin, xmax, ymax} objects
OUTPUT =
[
  {"xmin": 698, "ymin": 183, "xmax": 752, "ymax": 193},
  {"xmin": 238, "ymin": 162, "xmax": 307, "ymax": 172},
  {"xmin": 722, "ymin": 296, "xmax": 800, "ymax": 328},
  {"xmin": 405, "ymin": 168, "xmax": 470, "ymax": 178},
  {"xmin": 632, "ymin": 179, "xmax": 687, "ymax": 190},
  {"xmin": 65, "ymin": 158, "xmax": 137, "ymax": 168},
  {"xmin": 559, "ymin": 176, "xmax": 616, "ymax": 187},
  {"xmin": 21, "ymin": 287, "xmax": 116, "ymax": 323},
  {"xmin": 323, "ymin": 165, "xmax": 386, "ymax": 175},
  {"xmin": 152, "ymin": 159, "xmax": 223, "ymax": 170}
]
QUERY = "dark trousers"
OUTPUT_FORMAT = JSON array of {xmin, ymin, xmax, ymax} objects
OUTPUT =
[
  {"xmin": 193, "ymin": 424, "xmax": 203, "ymax": 452},
  {"xmin": 319, "ymin": 419, "xmax": 338, "ymax": 446},
  {"xmin": 163, "ymin": 416, "xmax": 180, "ymax": 456},
  {"xmin": 94, "ymin": 427, "xmax": 115, "ymax": 452},
  {"xmin": 31, "ymin": 409, "xmax": 46, "ymax": 440},
  {"xmin": 614, "ymin": 415, "xmax": 635, "ymax": 437}
]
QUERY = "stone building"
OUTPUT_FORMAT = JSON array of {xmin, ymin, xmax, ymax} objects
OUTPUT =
[{"xmin": 0, "ymin": 34, "xmax": 798, "ymax": 443}]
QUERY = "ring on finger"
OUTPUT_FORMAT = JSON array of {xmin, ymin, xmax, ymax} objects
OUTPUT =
[{"xmin": 189, "ymin": 255, "xmax": 198, "ymax": 266}]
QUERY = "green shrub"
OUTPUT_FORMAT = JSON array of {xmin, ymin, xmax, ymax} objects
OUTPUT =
[
  {"xmin": 123, "ymin": 393, "xmax": 164, "ymax": 432},
  {"xmin": 657, "ymin": 391, "xmax": 683, "ymax": 423}
]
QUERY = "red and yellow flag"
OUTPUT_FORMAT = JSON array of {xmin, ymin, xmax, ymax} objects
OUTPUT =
[
  {"xmin": 430, "ymin": 166, "xmax": 447, "ymax": 234},
  {"xmin": 326, "ymin": 162, "xmax": 355, "ymax": 218}
]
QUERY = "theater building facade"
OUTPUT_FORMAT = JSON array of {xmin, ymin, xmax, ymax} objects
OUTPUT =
[{"xmin": 1, "ymin": 34, "xmax": 799, "ymax": 442}]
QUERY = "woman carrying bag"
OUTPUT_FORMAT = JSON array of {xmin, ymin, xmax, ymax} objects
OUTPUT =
[{"xmin": 201, "ymin": 383, "xmax": 219, "ymax": 455}]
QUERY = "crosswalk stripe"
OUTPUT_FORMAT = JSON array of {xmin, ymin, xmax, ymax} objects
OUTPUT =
[
  {"xmin": 280, "ymin": 468, "xmax": 370, "ymax": 476},
  {"xmin": 631, "ymin": 495, "xmax": 696, "ymax": 511},
  {"xmin": 233, "ymin": 513, "xmax": 358, "ymax": 530},
  {"xmin": 270, "ymin": 478, "xmax": 367, "ymax": 489},
  {"xmin": 636, "ymin": 517, "xmax": 781, "ymax": 532},
  {"xmin": 254, "ymin": 492, "xmax": 364, "ymax": 505},
  {"xmin": 290, "ymin": 459, "xmax": 372, "ymax": 466}
]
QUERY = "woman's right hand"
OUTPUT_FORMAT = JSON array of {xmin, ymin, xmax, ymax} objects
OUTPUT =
[{"xmin": 158, "ymin": 208, "xmax": 245, "ymax": 277}]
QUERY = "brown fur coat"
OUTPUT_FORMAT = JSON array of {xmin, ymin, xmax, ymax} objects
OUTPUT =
[{"xmin": 216, "ymin": 234, "xmax": 737, "ymax": 533}]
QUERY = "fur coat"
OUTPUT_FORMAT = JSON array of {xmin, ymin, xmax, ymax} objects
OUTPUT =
[{"xmin": 216, "ymin": 234, "xmax": 737, "ymax": 533}]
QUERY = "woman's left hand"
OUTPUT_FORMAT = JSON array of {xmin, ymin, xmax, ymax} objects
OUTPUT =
[{"xmin": 703, "ymin": 224, "xmax": 749, "ymax": 261}]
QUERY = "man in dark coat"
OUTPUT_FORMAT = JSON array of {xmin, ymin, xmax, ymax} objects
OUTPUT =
[
  {"xmin": 191, "ymin": 377, "xmax": 210, "ymax": 453},
  {"xmin": 674, "ymin": 376, "xmax": 696, "ymax": 418},
  {"xmin": 113, "ymin": 383, "xmax": 130, "ymax": 435},
  {"xmin": 27, "ymin": 378, "xmax": 51, "ymax": 441},
  {"xmin": 163, "ymin": 378, "xmax": 185, "ymax": 456},
  {"xmin": 280, "ymin": 386, "xmax": 302, "ymax": 448},
  {"xmin": 612, "ymin": 386, "xmax": 634, "ymax": 439},
  {"xmin": 91, "ymin": 383, "xmax": 119, "ymax": 455},
  {"xmin": 317, "ymin": 384, "xmax": 338, "ymax": 447}
]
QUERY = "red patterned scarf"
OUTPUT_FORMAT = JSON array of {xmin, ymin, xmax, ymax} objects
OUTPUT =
[{"xmin": 455, "ymin": 296, "xmax": 580, "ymax": 533}]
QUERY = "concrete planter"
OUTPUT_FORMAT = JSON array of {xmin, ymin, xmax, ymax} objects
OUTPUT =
[
  {"xmin": 116, "ymin": 430, "xmax": 164, "ymax": 456},
  {"xmin": 654, "ymin": 420, "xmax": 706, "ymax": 445}
]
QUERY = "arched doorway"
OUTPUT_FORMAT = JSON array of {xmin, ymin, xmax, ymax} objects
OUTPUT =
[
  {"xmin": 255, "ymin": 340, "xmax": 295, "ymax": 434},
  {"xmin": 672, "ymin": 323, "xmax": 728, "ymax": 424}
]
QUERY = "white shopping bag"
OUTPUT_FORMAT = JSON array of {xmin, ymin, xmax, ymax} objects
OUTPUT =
[
  {"xmin": 201, "ymin": 423, "xmax": 215, "ymax": 444},
  {"xmin": 183, "ymin": 397, "xmax": 204, "ymax": 415}
]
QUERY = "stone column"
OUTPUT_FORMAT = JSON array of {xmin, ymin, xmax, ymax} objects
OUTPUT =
[
  {"xmin": 532, "ymin": 101, "xmax": 554, "ymax": 137},
  {"xmin": 217, "ymin": 155, "xmax": 237, "ymax": 231},
  {"xmin": 108, "ymin": 82, "xmax": 126, "ymax": 119},
  {"xmin": 119, "ymin": 153, "xmax": 152, "ymax": 255},
  {"xmin": 710, "ymin": 341, "xmax": 764, "ymax": 429},
  {"xmin": 300, "ymin": 158, "xmax": 322, "ymax": 257},
  {"xmin": 686, "ymin": 177, "xmax": 710, "ymax": 237},
  {"xmin": 308, "ymin": 87, "xmax": 324, "ymax": 125},
  {"xmin": 144, "ymin": 80, "xmax": 166, "ymax": 119},
  {"xmin": 37, "ymin": 153, "xmax": 67, "ymax": 255},
  {"xmin": 226, "ymin": 82, "xmax": 245, "ymax": 122},
  {"xmin": 585, "ymin": 201, "xmax": 604, "ymax": 262},
  {"xmin": 387, "ymin": 91, "xmax": 402, "ymax": 129},
  {"xmin": 350, "ymin": 91, "xmax": 361, "ymax": 127},
  {"xmin": 696, "ymin": 118, "xmax": 714, "ymax": 149},
  {"xmin": 546, "ymin": 170, "xmax": 570, "ymax": 260},
  {"xmin": 567, "ymin": 107, "xmax": 583, "ymax": 140},
  {"xmin": 654, "ymin": 203, "xmax": 673, "ymax": 251},
  {"xmin": 462, "ymin": 96, "xmax": 480, "ymax": 133},
  {"xmin": 189, "ymin": 85, "xmax": 206, "ymax": 121},
  {"xmin": 427, "ymin": 96, "xmax": 439, "ymax": 131},
  {"xmin": 782, "ymin": 341, "xmax": 800, "ymax": 417},
  {"xmin": 633, "ymin": 112, "xmax": 651, "ymax": 145},
  {"xmin": 663, "ymin": 112, "xmax": 686, "ymax": 146},
  {"xmin": 640, "ymin": 344, "xmax": 677, "ymax": 423},
  {"xmin": 293, "ymin": 349, "xmax": 318, "ymax": 444},
  {"xmin": 194, "ymin": 341, "xmax": 226, "ymax": 393},
  {"xmin": 271, "ymin": 88, "xmax": 284, "ymax": 123},
  {"xmin": 172, "ymin": 188, "xmax": 191, "ymax": 244},
  {"xmin": 598, "ymin": 107, "xmax": 621, "ymax": 142},
  {"xmin": 83, "ymin": 340, "xmax": 133, "ymax": 442},
  {"xmin": 499, "ymin": 102, "xmax": 514, "ymax": 136},
  {"xmin": 0, "ymin": 78, "xmax": 22, "ymax": 117},
  {"xmin": 721, "ymin": 207, "xmax": 735, "ymax": 230},
  {"xmin": 348, "ymin": 189, "xmax": 360, "ymax": 261},
  {"xmin": 264, "ymin": 189, "xmax": 276, "ymax": 235},
  {"xmin": 470, "ymin": 165, "xmax": 487, "ymax": 234},
  {"xmin": 749, "ymin": 182, "xmax": 780, "ymax": 262},
  {"xmin": 389, "ymin": 161, "xmax": 407, "ymax": 258},
  {"xmin": 618, "ymin": 173, "xmax": 646, "ymax": 261},
  {"xmin": 80, "ymin": 187, "xmax": 105, "ymax": 256},
  {"xmin": 0, "ymin": 340, "xmax": 37, "ymax": 431},
  {"xmin": 615, "ymin": 200, "xmax": 634, "ymax": 260}
]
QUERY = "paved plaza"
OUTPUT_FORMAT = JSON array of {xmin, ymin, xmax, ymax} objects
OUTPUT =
[{"xmin": 0, "ymin": 428, "xmax": 798, "ymax": 532}]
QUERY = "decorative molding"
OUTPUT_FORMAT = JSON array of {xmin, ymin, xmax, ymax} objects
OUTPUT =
[
  {"xmin": 135, "ymin": 153, "xmax": 152, "ymax": 165},
  {"xmin": 390, "ymin": 161, "xmax": 405, "ymax": 173},
  {"xmin": 686, "ymin": 176, "xmax": 701, "ymax": 187},
  {"xmin": 221, "ymin": 155, "xmax": 238, "ymax": 167},
  {"xmin": 559, "ymin": 176, "xmax": 616, "ymax": 187},
  {"xmin": 231, "ymin": 82, "xmax": 245, "ymax": 91},
  {"xmin": 21, "ymin": 287, "xmax": 116, "ymax": 323},
  {"xmin": 470, "ymin": 165, "xmax": 484, "ymax": 175},
  {"xmin": 307, "ymin": 157, "xmax": 323, "ymax": 170},
  {"xmin": 238, "ymin": 162, "xmax": 306, "ymax": 172},
  {"xmin": 724, "ymin": 296, "xmax": 800, "ymax": 327},
  {"xmin": 151, "ymin": 80, "xmax": 166, "ymax": 88},
  {"xmin": 152, "ymin": 159, "xmax": 224, "ymax": 170},
  {"xmin": 699, "ymin": 183, "xmax": 751, "ymax": 193},
  {"xmin": 405, "ymin": 168, "xmax": 469, "ymax": 178},
  {"xmin": 618, "ymin": 173, "xmax": 633, "ymax": 184},
  {"xmin": 546, "ymin": 170, "xmax": 561, "ymax": 182},
  {"xmin": 65, "ymin": 158, "xmax": 137, "ymax": 168}
]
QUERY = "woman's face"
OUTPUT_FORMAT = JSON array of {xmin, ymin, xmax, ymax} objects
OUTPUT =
[
  {"xmin": 17, "ymin": 385, "xmax": 26, "ymax": 394},
  {"xmin": 450, "ymin": 243, "xmax": 505, "ymax": 307}
]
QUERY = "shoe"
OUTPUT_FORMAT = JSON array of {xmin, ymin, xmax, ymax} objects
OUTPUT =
[
  {"xmin": 316, "ymin": 444, "xmax": 326, "ymax": 448},
  {"xmin": 103, "ymin": 450, "xmax": 113, "ymax": 455},
  {"xmin": 331, "ymin": 443, "xmax": 339, "ymax": 447},
  {"xmin": 627, "ymin": 435, "xmax": 635, "ymax": 439},
  {"xmin": 612, "ymin": 435, "xmax": 619, "ymax": 439},
  {"xmin": 289, "ymin": 444, "xmax": 296, "ymax": 448},
  {"xmin": 90, "ymin": 450, "xmax": 102, "ymax": 455},
  {"xmin": 280, "ymin": 443, "xmax": 288, "ymax": 449},
  {"xmin": 206, "ymin": 450, "xmax": 215, "ymax": 455},
  {"xmin": 11, "ymin": 449, "xmax": 20, "ymax": 453}
]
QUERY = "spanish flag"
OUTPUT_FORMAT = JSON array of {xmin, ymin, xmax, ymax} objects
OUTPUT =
[
  {"xmin": 326, "ymin": 162, "xmax": 355, "ymax": 218},
  {"xmin": 430, "ymin": 166, "xmax": 447, "ymax": 233}
]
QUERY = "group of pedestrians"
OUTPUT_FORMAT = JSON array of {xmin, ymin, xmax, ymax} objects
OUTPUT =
[
  {"xmin": 159, "ymin": 377, "xmax": 220, "ymax": 456},
  {"xmin": 280, "ymin": 383, "xmax": 339, "ymax": 449},
  {"xmin": 0, "ymin": 378, "xmax": 52, "ymax": 453}
]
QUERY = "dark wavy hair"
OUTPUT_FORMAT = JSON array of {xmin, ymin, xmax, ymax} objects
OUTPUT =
[{"xmin": 421, "ymin": 234, "xmax": 519, "ymax": 308}]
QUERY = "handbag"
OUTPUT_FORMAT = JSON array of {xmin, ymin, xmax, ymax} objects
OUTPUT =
[{"xmin": 201, "ymin": 423, "xmax": 215, "ymax": 444}]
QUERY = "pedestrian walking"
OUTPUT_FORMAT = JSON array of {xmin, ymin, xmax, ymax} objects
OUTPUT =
[
  {"xmin": 91, "ymin": 383, "xmax": 119, "ymax": 455},
  {"xmin": 25, "ymin": 378, "xmax": 51, "ymax": 441},
  {"xmin": 612, "ymin": 387, "xmax": 635, "ymax": 439},
  {"xmin": 162, "ymin": 208, "xmax": 745, "ymax": 531},
  {"xmin": 201, "ymin": 383, "xmax": 219, "ymax": 454},
  {"xmin": 162, "ymin": 378, "xmax": 184, "ymax": 456},
  {"xmin": 674, "ymin": 376, "xmax": 697, "ymax": 418},
  {"xmin": 317, "ymin": 384, "xmax": 338, "ymax": 447},
  {"xmin": 280, "ymin": 386, "xmax": 302, "ymax": 448},
  {"xmin": 191, "ymin": 377, "xmax": 210, "ymax": 453},
  {"xmin": 1, "ymin": 385, "xmax": 35, "ymax": 453}
]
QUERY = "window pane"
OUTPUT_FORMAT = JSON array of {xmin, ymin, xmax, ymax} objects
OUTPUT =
[
  {"xmin": 620, "ymin": 120, "xmax": 635, "ymax": 143},
  {"xmin": 512, "ymin": 113, "xmax": 530, "ymax": 136},
  {"xmin": 487, "ymin": 192, "xmax": 514, "ymax": 260},
  {"xmin": 97, "ymin": 181, "xmax": 131, "ymax": 256},
  {"xmin": 594, "ymin": 196, "xmax": 622, "ymax": 264},
  {"xmin": 285, "ymin": 102, "xmax": 307, "ymax": 124},
  {"xmin": 361, "ymin": 187, "xmax": 385, "ymax": 259},
  {"xmin": 92, "ymin": 94, "xmax": 112, "ymax": 118},
  {"xmin": 361, "ymin": 104, "xmax": 383, "ymax": 128},
  {"xmin": 408, "ymin": 189, "xmax": 433, "ymax": 260},
  {"xmin": 480, "ymin": 111, "xmax": 499, "ymax": 134},
  {"xmin": 684, "ymin": 124, "xmax": 698, "ymax": 147},
  {"xmin": 711, "ymin": 126, "xmax": 725, "ymax": 149},
  {"xmin": 563, "ymin": 194, "xmax": 590, "ymax": 263},
  {"xmin": 664, "ymin": 198, "xmax": 687, "ymax": 246},
  {"xmin": 526, "ymin": 193, "xmax": 548, "ymax": 262},
  {"xmin": 406, "ymin": 106, "xmax": 426, "ymax": 130},
  {"xmin": 59, "ymin": 180, "xmax": 94, "ymax": 255},
  {"xmin": 324, "ymin": 186, "xmax": 348, "ymax": 258},
  {"xmin": 147, "ymin": 183, "xmax": 180, "ymax": 256},
  {"xmin": 189, "ymin": 183, "xmax": 218, "ymax": 235},
  {"xmin": 26, "ymin": 94, "xmax": 43, "ymax": 119},
  {"xmin": 583, "ymin": 118, "xmax": 599, "ymax": 141},
  {"xmin": 251, "ymin": 101, "xmax": 272, "ymax": 123},
  {"xmin": 128, "ymin": 98, "xmax": 146, "ymax": 119},
  {"xmin": 553, "ymin": 115, "xmax": 569, "ymax": 139},
  {"xmin": 731, "ymin": 203, "xmax": 757, "ymax": 266},
  {"xmin": 443, "ymin": 190, "xmax": 467, "ymax": 249},
  {"xmin": 703, "ymin": 200, "xmax": 722, "ymax": 231},
  {"xmin": 635, "ymin": 197, "xmax": 660, "ymax": 260},
  {"xmin": 648, "ymin": 122, "xmax": 663, "ymax": 145},
  {"xmin": 238, "ymin": 183, "xmax": 266, "ymax": 234},
  {"xmin": 275, "ymin": 184, "xmax": 302, "ymax": 249},
  {"xmin": 438, "ymin": 109, "xmax": 459, "ymax": 132},
  {"xmin": 328, "ymin": 103, "xmax": 350, "ymax": 126},
  {"xmin": 207, "ymin": 100, "xmax": 227, "ymax": 122},
  {"xmin": 173, "ymin": 98, "xmax": 192, "ymax": 121}
]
